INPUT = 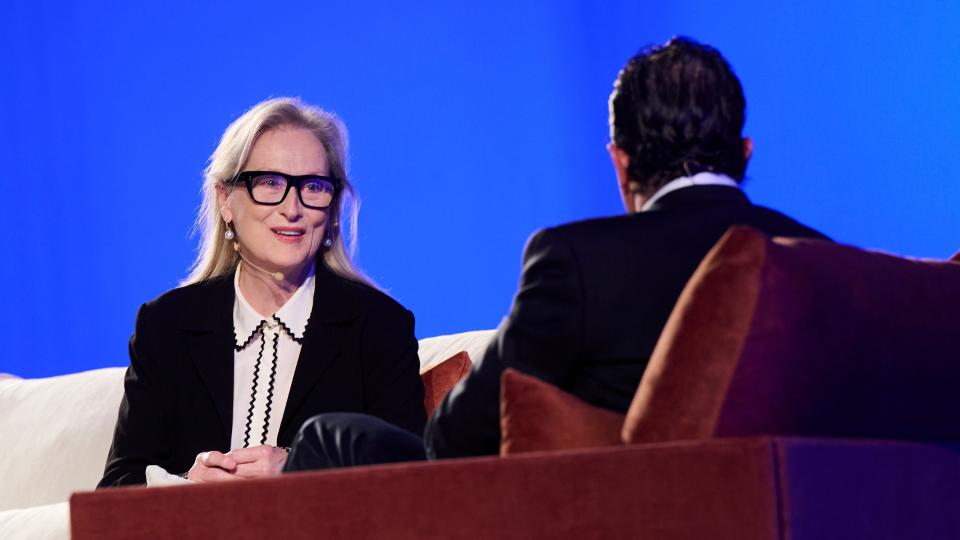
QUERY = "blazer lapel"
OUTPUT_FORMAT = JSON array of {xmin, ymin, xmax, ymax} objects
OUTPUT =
[
  {"xmin": 188, "ymin": 332, "xmax": 235, "ymax": 444},
  {"xmin": 179, "ymin": 276, "xmax": 236, "ymax": 445},
  {"xmin": 280, "ymin": 264, "xmax": 363, "ymax": 439},
  {"xmin": 280, "ymin": 320, "xmax": 340, "ymax": 438}
]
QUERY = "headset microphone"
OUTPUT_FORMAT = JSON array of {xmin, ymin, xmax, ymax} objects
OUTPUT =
[{"xmin": 233, "ymin": 243, "xmax": 284, "ymax": 281}]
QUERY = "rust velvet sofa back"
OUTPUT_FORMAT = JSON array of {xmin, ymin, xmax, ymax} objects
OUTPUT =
[{"xmin": 625, "ymin": 226, "xmax": 960, "ymax": 444}]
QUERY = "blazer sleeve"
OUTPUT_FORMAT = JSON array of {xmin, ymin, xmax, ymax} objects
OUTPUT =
[
  {"xmin": 98, "ymin": 303, "xmax": 176, "ymax": 487},
  {"xmin": 360, "ymin": 301, "xmax": 426, "ymax": 436},
  {"xmin": 425, "ymin": 227, "xmax": 584, "ymax": 458}
]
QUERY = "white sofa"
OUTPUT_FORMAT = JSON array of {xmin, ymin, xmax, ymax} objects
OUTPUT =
[{"xmin": 0, "ymin": 330, "xmax": 494, "ymax": 540}]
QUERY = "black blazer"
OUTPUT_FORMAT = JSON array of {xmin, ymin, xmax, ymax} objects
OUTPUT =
[
  {"xmin": 425, "ymin": 186, "xmax": 828, "ymax": 458},
  {"xmin": 99, "ymin": 264, "xmax": 425, "ymax": 487}
]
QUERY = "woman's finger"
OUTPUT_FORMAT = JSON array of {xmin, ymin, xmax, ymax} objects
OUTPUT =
[{"xmin": 199, "ymin": 450, "xmax": 237, "ymax": 471}]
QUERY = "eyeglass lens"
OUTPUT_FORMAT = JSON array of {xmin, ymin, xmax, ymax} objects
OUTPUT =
[{"xmin": 249, "ymin": 174, "xmax": 335, "ymax": 208}]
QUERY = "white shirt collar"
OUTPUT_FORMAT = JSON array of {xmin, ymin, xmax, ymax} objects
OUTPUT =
[
  {"xmin": 640, "ymin": 171, "xmax": 740, "ymax": 212},
  {"xmin": 233, "ymin": 263, "xmax": 315, "ymax": 348}
]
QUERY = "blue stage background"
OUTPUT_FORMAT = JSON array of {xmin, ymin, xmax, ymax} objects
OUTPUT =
[{"xmin": 2, "ymin": 1, "xmax": 958, "ymax": 377}]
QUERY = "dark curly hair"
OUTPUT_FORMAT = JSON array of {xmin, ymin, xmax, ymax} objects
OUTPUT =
[{"xmin": 608, "ymin": 36, "xmax": 747, "ymax": 193}]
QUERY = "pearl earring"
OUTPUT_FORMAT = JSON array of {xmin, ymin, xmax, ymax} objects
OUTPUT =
[
  {"xmin": 224, "ymin": 225, "xmax": 235, "ymax": 241},
  {"xmin": 323, "ymin": 237, "xmax": 333, "ymax": 248}
]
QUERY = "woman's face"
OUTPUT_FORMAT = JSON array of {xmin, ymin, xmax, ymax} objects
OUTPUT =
[{"xmin": 219, "ymin": 125, "xmax": 331, "ymax": 281}]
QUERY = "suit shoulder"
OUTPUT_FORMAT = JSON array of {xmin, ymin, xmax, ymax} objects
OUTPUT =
[
  {"xmin": 531, "ymin": 214, "xmax": 643, "ymax": 246},
  {"xmin": 543, "ymin": 205, "xmax": 826, "ymax": 242},
  {"xmin": 747, "ymin": 204, "xmax": 829, "ymax": 240},
  {"xmin": 133, "ymin": 275, "xmax": 234, "ymax": 332},
  {"xmin": 325, "ymin": 270, "xmax": 412, "ymax": 320},
  {"xmin": 141, "ymin": 275, "xmax": 232, "ymax": 313}
]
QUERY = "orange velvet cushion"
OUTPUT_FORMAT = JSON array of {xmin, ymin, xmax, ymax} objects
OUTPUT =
[
  {"xmin": 421, "ymin": 351, "xmax": 472, "ymax": 417},
  {"xmin": 500, "ymin": 368, "xmax": 624, "ymax": 455},
  {"xmin": 624, "ymin": 226, "xmax": 960, "ymax": 445}
]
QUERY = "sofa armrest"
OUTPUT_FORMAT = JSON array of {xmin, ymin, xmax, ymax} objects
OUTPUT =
[
  {"xmin": 72, "ymin": 438, "xmax": 782, "ymax": 540},
  {"xmin": 72, "ymin": 437, "xmax": 960, "ymax": 540},
  {"xmin": 772, "ymin": 437, "xmax": 960, "ymax": 539}
]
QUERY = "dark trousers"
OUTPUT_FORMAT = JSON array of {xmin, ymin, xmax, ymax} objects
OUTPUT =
[{"xmin": 283, "ymin": 412, "xmax": 427, "ymax": 472}]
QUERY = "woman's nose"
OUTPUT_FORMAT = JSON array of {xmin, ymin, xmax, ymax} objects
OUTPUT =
[{"xmin": 279, "ymin": 186, "xmax": 304, "ymax": 220}]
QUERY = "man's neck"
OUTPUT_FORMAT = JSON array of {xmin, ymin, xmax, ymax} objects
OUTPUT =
[{"xmin": 638, "ymin": 172, "xmax": 740, "ymax": 212}]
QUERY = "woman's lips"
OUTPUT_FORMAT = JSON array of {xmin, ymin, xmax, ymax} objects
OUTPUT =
[{"xmin": 271, "ymin": 228, "xmax": 305, "ymax": 244}]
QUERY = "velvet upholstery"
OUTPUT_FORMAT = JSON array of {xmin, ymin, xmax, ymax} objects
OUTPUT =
[
  {"xmin": 421, "ymin": 351, "xmax": 472, "ymax": 418},
  {"xmin": 499, "ymin": 369, "xmax": 624, "ymax": 455},
  {"xmin": 622, "ymin": 225, "xmax": 765, "ymax": 444},
  {"xmin": 71, "ymin": 437, "xmax": 960, "ymax": 539},
  {"xmin": 951, "ymin": 249, "xmax": 960, "ymax": 263},
  {"xmin": 72, "ymin": 438, "xmax": 783, "ymax": 540},
  {"xmin": 774, "ymin": 438, "xmax": 960, "ymax": 539},
  {"xmin": 624, "ymin": 226, "xmax": 960, "ymax": 444}
]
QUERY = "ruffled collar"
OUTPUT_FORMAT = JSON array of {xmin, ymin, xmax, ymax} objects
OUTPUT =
[{"xmin": 232, "ymin": 263, "xmax": 315, "ymax": 350}]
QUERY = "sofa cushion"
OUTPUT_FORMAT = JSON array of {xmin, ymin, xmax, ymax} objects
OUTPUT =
[
  {"xmin": 951, "ymin": 249, "xmax": 960, "ymax": 263},
  {"xmin": 0, "ymin": 368, "xmax": 125, "ymax": 511},
  {"xmin": 421, "ymin": 351, "xmax": 473, "ymax": 418},
  {"xmin": 0, "ymin": 502, "xmax": 69, "ymax": 540},
  {"xmin": 500, "ymin": 369, "xmax": 624, "ymax": 455},
  {"xmin": 418, "ymin": 330, "xmax": 495, "ymax": 373},
  {"xmin": 624, "ymin": 226, "xmax": 960, "ymax": 444}
]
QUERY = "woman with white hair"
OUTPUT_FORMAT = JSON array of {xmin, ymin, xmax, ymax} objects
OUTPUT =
[{"xmin": 99, "ymin": 98, "xmax": 424, "ymax": 486}]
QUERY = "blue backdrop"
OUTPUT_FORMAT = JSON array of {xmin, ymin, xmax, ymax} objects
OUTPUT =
[{"xmin": 2, "ymin": 1, "xmax": 958, "ymax": 377}]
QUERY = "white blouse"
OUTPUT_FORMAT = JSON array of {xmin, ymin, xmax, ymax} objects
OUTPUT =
[{"xmin": 229, "ymin": 264, "xmax": 314, "ymax": 449}]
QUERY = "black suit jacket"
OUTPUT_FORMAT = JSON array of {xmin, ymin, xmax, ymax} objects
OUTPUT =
[
  {"xmin": 425, "ymin": 186, "xmax": 828, "ymax": 458},
  {"xmin": 99, "ymin": 264, "xmax": 425, "ymax": 487}
]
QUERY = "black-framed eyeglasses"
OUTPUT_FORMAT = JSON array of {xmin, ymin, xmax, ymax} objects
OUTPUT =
[{"xmin": 232, "ymin": 171, "xmax": 341, "ymax": 210}]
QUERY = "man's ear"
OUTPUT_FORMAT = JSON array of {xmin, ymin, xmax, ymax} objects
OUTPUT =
[
  {"xmin": 743, "ymin": 137, "xmax": 753, "ymax": 163},
  {"xmin": 607, "ymin": 143, "xmax": 631, "ymax": 189},
  {"xmin": 609, "ymin": 143, "xmax": 644, "ymax": 212}
]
